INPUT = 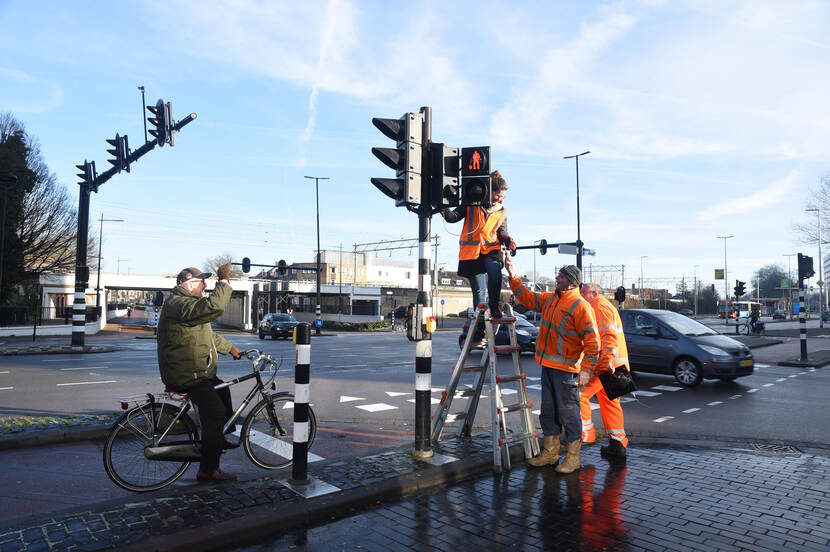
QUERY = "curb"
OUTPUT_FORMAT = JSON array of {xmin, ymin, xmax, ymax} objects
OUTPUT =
[
  {"xmin": 0, "ymin": 345, "xmax": 120, "ymax": 356},
  {"xmin": 0, "ymin": 425, "xmax": 111, "ymax": 450}
]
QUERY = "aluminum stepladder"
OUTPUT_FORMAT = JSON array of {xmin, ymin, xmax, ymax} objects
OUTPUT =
[{"xmin": 431, "ymin": 303, "xmax": 540, "ymax": 472}]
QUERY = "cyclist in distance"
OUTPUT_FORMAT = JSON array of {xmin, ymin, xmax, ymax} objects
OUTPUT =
[{"xmin": 157, "ymin": 262, "xmax": 244, "ymax": 482}]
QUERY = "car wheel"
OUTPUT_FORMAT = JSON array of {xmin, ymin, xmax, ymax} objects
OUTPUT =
[
  {"xmin": 673, "ymin": 357, "xmax": 703, "ymax": 387},
  {"xmin": 258, "ymin": 330, "xmax": 264, "ymax": 340},
  {"xmin": 271, "ymin": 329, "xmax": 278, "ymax": 340}
]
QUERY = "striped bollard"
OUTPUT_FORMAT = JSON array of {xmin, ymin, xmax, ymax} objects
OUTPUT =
[
  {"xmin": 291, "ymin": 322, "xmax": 312, "ymax": 483},
  {"xmin": 799, "ymin": 286, "xmax": 807, "ymax": 361}
]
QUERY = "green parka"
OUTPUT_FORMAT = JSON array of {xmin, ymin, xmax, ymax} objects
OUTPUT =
[{"xmin": 157, "ymin": 282, "xmax": 233, "ymax": 390}]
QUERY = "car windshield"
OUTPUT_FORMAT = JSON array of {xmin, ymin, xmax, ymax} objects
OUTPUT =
[
  {"xmin": 275, "ymin": 314, "xmax": 295, "ymax": 322},
  {"xmin": 515, "ymin": 318, "xmax": 535, "ymax": 328},
  {"xmin": 653, "ymin": 312, "xmax": 718, "ymax": 336}
]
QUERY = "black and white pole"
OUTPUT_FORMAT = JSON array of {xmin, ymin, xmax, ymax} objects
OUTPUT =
[
  {"xmin": 291, "ymin": 322, "xmax": 312, "ymax": 483},
  {"xmin": 72, "ymin": 180, "xmax": 91, "ymax": 351},
  {"xmin": 414, "ymin": 214, "xmax": 433, "ymax": 457},
  {"xmin": 799, "ymin": 282, "xmax": 807, "ymax": 361}
]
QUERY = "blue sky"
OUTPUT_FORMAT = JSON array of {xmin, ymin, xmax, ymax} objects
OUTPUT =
[{"xmin": 2, "ymin": 0, "xmax": 828, "ymax": 294}]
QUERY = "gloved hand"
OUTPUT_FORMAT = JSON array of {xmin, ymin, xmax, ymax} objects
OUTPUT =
[
  {"xmin": 217, "ymin": 262, "xmax": 231, "ymax": 281},
  {"xmin": 229, "ymin": 346, "xmax": 243, "ymax": 360},
  {"xmin": 508, "ymin": 238, "xmax": 517, "ymax": 254},
  {"xmin": 579, "ymin": 370, "xmax": 591, "ymax": 387}
]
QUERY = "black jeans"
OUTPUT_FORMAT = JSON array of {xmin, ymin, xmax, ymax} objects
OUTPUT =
[{"xmin": 178, "ymin": 377, "xmax": 234, "ymax": 473}]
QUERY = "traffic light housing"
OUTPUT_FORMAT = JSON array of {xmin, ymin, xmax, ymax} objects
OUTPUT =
[
  {"xmin": 105, "ymin": 134, "xmax": 130, "ymax": 173},
  {"xmin": 371, "ymin": 112, "xmax": 425, "ymax": 210},
  {"xmin": 241, "ymin": 257, "xmax": 251, "ymax": 273},
  {"xmin": 798, "ymin": 253, "xmax": 815, "ymax": 281},
  {"xmin": 75, "ymin": 160, "xmax": 98, "ymax": 192},
  {"xmin": 153, "ymin": 291, "xmax": 165, "ymax": 307},
  {"xmin": 428, "ymin": 143, "xmax": 459, "ymax": 212},
  {"xmin": 614, "ymin": 286, "xmax": 626, "ymax": 303},
  {"xmin": 460, "ymin": 146, "xmax": 491, "ymax": 206},
  {"xmin": 734, "ymin": 280, "xmax": 746, "ymax": 298},
  {"xmin": 147, "ymin": 99, "xmax": 171, "ymax": 146},
  {"xmin": 277, "ymin": 259, "xmax": 287, "ymax": 276}
]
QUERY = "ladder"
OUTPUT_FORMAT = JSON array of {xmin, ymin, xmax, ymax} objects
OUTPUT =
[{"xmin": 431, "ymin": 303, "xmax": 539, "ymax": 472}]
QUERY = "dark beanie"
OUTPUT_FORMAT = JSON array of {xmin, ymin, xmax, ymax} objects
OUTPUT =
[{"xmin": 559, "ymin": 265, "xmax": 582, "ymax": 286}]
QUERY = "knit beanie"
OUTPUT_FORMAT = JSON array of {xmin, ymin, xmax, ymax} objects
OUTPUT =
[{"xmin": 559, "ymin": 265, "xmax": 582, "ymax": 287}]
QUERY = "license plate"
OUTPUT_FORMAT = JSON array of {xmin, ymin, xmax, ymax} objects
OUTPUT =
[{"xmin": 740, "ymin": 359, "xmax": 753, "ymax": 367}]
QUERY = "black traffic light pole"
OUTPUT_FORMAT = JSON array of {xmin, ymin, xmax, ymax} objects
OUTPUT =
[
  {"xmin": 71, "ymin": 107, "xmax": 196, "ymax": 351},
  {"xmin": 799, "ymin": 274, "xmax": 807, "ymax": 361},
  {"xmin": 414, "ymin": 106, "xmax": 433, "ymax": 458}
]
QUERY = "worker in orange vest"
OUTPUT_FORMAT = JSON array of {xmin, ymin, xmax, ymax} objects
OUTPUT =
[
  {"xmin": 504, "ymin": 256, "xmax": 599, "ymax": 473},
  {"xmin": 442, "ymin": 171, "xmax": 515, "ymax": 336},
  {"xmin": 579, "ymin": 282, "xmax": 629, "ymax": 458}
]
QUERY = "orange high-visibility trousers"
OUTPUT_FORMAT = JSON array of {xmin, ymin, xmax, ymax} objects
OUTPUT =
[{"xmin": 580, "ymin": 375, "xmax": 628, "ymax": 447}]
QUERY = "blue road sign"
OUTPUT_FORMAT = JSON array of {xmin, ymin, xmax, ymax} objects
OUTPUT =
[
  {"xmin": 315, "ymin": 318, "xmax": 323, "ymax": 328},
  {"xmin": 440, "ymin": 299, "xmax": 445, "ymax": 305}
]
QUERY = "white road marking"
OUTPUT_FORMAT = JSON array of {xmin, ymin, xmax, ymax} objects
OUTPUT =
[
  {"xmin": 42, "ymin": 358, "xmax": 83, "ymax": 362},
  {"xmin": 651, "ymin": 385, "xmax": 683, "ymax": 392},
  {"xmin": 633, "ymin": 390, "xmax": 662, "ymax": 397},
  {"xmin": 233, "ymin": 428, "xmax": 323, "ymax": 462},
  {"xmin": 707, "ymin": 401, "xmax": 723, "ymax": 406},
  {"xmin": 57, "ymin": 380, "xmax": 118, "ymax": 387},
  {"xmin": 339, "ymin": 395, "xmax": 364, "ymax": 403},
  {"xmin": 754, "ymin": 363, "xmax": 771, "ymax": 368},
  {"xmin": 526, "ymin": 384, "xmax": 542, "ymax": 390},
  {"xmin": 683, "ymin": 408, "xmax": 700, "ymax": 414},
  {"xmin": 776, "ymin": 378, "xmax": 786, "ymax": 382},
  {"xmin": 788, "ymin": 375, "xmax": 798, "ymax": 378},
  {"xmin": 386, "ymin": 391, "xmax": 410, "ymax": 397},
  {"xmin": 355, "ymin": 403, "xmax": 397, "ymax": 412},
  {"xmin": 747, "ymin": 389, "xmax": 759, "ymax": 393},
  {"xmin": 653, "ymin": 416, "xmax": 674, "ymax": 423},
  {"xmin": 728, "ymin": 395, "xmax": 742, "ymax": 400},
  {"xmin": 0, "ymin": 387, "xmax": 13, "ymax": 390},
  {"xmin": 0, "ymin": 371, "xmax": 9, "ymax": 374},
  {"xmin": 60, "ymin": 366, "xmax": 109, "ymax": 371},
  {"xmin": 762, "ymin": 383, "xmax": 774, "ymax": 387},
  {"xmin": 799, "ymin": 372, "xmax": 808, "ymax": 375},
  {"xmin": 526, "ymin": 377, "xmax": 541, "ymax": 381},
  {"xmin": 620, "ymin": 397, "xmax": 635, "ymax": 403}
]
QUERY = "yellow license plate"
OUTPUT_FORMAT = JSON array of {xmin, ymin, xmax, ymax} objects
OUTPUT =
[{"xmin": 740, "ymin": 359, "xmax": 753, "ymax": 367}]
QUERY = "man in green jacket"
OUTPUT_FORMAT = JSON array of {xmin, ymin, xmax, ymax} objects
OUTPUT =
[{"xmin": 158, "ymin": 262, "xmax": 243, "ymax": 482}]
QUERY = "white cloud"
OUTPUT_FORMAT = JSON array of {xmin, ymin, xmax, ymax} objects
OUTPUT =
[
  {"xmin": 0, "ymin": 67, "xmax": 63, "ymax": 113},
  {"xmin": 697, "ymin": 169, "xmax": 801, "ymax": 222}
]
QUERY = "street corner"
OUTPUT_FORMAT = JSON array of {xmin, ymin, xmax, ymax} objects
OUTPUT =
[
  {"xmin": 0, "ymin": 344, "xmax": 121, "ymax": 355},
  {"xmin": 730, "ymin": 335, "xmax": 784, "ymax": 348},
  {"xmin": 779, "ymin": 348, "xmax": 830, "ymax": 368}
]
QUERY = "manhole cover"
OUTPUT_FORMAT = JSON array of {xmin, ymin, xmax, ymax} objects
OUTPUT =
[{"xmin": 752, "ymin": 443, "xmax": 801, "ymax": 453}]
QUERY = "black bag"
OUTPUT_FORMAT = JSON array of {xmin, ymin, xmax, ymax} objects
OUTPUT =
[{"xmin": 599, "ymin": 368, "xmax": 636, "ymax": 400}]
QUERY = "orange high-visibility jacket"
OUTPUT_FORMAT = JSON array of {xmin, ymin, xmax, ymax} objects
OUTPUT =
[
  {"xmin": 586, "ymin": 294, "xmax": 630, "ymax": 377},
  {"xmin": 458, "ymin": 206, "xmax": 507, "ymax": 260},
  {"xmin": 509, "ymin": 278, "xmax": 598, "ymax": 373}
]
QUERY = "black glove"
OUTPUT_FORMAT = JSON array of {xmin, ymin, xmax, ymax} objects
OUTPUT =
[{"xmin": 229, "ymin": 346, "xmax": 243, "ymax": 360}]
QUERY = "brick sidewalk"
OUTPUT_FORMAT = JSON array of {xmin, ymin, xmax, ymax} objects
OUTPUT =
[{"xmin": 1, "ymin": 435, "xmax": 828, "ymax": 551}]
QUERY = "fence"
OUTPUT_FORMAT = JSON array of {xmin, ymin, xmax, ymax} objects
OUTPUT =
[{"xmin": 0, "ymin": 306, "xmax": 101, "ymax": 327}]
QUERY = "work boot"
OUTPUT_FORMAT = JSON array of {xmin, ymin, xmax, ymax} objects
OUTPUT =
[
  {"xmin": 489, "ymin": 303, "xmax": 503, "ymax": 320},
  {"xmin": 555, "ymin": 440, "xmax": 582, "ymax": 474},
  {"xmin": 527, "ymin": 435, "xmax": 560, "ymax": 467},
  {"xmin": 600, "ymin": 439, "xmax": 627, "ymax": 458}
]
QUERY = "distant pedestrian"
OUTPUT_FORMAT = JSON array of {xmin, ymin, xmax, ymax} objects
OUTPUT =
[
  {"xmin": 504, "ymin": 256, "xmax": 598, "ymax": 472},
  {"xmin": 441, "ymin": 170, "xmax": 516, "ymax": 338},
  {"xmin": 157, "ymin": 262, "xmax": 244, "ymax": 482},
  {"xmin": 579, "ymin": 283, "xmax": 629, "ymax": 458}
]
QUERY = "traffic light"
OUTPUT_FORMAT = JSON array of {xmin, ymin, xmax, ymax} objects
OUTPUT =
[
  {"xmin": 277, "ymin": 259, "xmax": 287, "ymax": 276},
  {"xmin": 371, "ymin": 112, "xmax": 425, "ymax": 209},
  {"xmin": 460, "ymin": 146, "xmax": 491, "ymax": 206},
  {"xmin": 105, "ymin": 134, "xmax": 130, "ymax": 173},
  {"xmin": 798, "ymin": 253, "xmax": 815, "ymax": 281},
  {"xmin": 614, "ymin": 286, "xmax": 626, "ymax": 303},
  {"xmin": 153, "ymin": 291, "xmax": 165, "ymax": 307},
  {"xmin": 147, "ymin": 99, "xmax": 171, "ymax": 146},
  {"xmin": 428, "ymin": 143, "xmax": 459, "ymax": 212},
  {"xmin": 734, "ymin": 280, "xmax": 746, "ymax": 298},
  {"xmin": 75, "ymin": 160, "xmax": 98, "ymax": 192},
  {"xmin": 242, "ymin": 257, "xmax": 251, "ymax": 274}
]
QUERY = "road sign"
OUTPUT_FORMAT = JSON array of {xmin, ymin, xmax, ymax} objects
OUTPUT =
[
  {"xmin": 818, "ymin": 280, "xmax": 824, "ymax": 286},
  {"xmin": 558, "ymin": 244, "xmax": 579, "ymax": 255},
  {"xmin": 714, "ymin": 269, "xmax": 724, "ymax": 280},
  {"xmin": 583, "ymin": 248, "xmax": 596, "ymax": 256},
  {"xmin": 315, "ymin": 318, "xmax": 323, "ymax": 328},
  {"xmin": 440, "ymin": 299, "xmax": 445, "ymax": 305},
  {"xmin": 781, "ymin": 278, "xmax": 789, "ymax": 287}
]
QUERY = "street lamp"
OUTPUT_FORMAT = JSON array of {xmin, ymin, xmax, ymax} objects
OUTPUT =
[
  {"xmin": 96, "ymin": 214, "xmax": 124, "ymax": 314},
  {"xmin": 0, "ymin": 173, "xmax": 19, "ymax": 302},
  {"xmin": 693, "ymin": 264, "xmax": 700, "ymax": 317},
  {"xmin": 563, "ymin": 151, "xmax": 590, "ymax": 269},
  {"xmin": 640, "ymin": 255, "xmax": 647, "ymax": 306},
  {"xmin": 806, "ymin": 208, "xmax": 824, "ymax": 328},
  {"xmin": 305, "ymin": 175, "xmax": 329, "ymax": 335},
  {"xmin": 784, "ymin": 253, "xmax": 796, "ymax": 319},
  {"xmin": 138, "ymin": 86, "xmax": 147, "ymax": 143},
  {"xmin": 532, "ymin": 239, "xmax": 543, "ymax": 292},
  {"xmin": 716, "ymin": 235, "xmax": 734, "ymax": 324}
]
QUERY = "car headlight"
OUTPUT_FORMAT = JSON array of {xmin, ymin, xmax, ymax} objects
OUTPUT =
[
  {"xmin": 517, "ymin": 329, "xmax": 530, "ymax": 336},
  {"xmin": 699, "ymin": 345, "xmax": 730, "ymax": 357}
]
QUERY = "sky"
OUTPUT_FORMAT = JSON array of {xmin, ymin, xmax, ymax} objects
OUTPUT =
[{"xmin": 2, "ymin": 0, "xmax": 829, "ymax": 296}]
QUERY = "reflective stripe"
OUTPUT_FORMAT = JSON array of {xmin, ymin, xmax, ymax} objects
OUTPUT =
[
  {"xmin": 615, "ymin": 357, "xmax": 628, "ymax": 365},
  {"xmin": 582, "ymin": 420, "xmax": 594, "ymax": 430},
  {"xmin": 579, "ymin": 327, "xmax": 596, "ymax": 337},
  {"xmin": 539, "ymin": 350, "xmax": 580, "ymax": 365}
]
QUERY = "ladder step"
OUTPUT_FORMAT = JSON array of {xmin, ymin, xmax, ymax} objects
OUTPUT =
[
  {"xmin": 496, "ymin": 374, "xmax": 525, "ymax": 383},
  {"xmin": 460, "ymin": 365, "xmax": 486, "ymax": 373},
  {"xmin": 498, "ymin": 432, "xmax": 538, "ymax": 446},
  {"xmin": 489, "ymin": 316, "xmax": 517, "ymax": 323},
  {"xmin": 497, "ymin": 402, "xmax": 533, "ymax": 415},
  {"xmin": 455, "ymin": 389, "xmax": 479, "ymax": 398},
  {"xmin": 494, "ymin": 345, "xmax": 521, "ymax": 354}
]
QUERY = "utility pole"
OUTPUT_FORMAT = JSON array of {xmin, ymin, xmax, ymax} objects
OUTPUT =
[
  {"xmin": 784, "ymin": 253, "xmax": 796, "ymax": 319},
  {"xmin": 95, "ymin": 214, "xmax": 124, "ymax": 314},
  {"xmin": 807, "ymin": 209, "xmax": 824, "ymax": 327},
  {"xmin": 717, "ymin": 235, "xmax": 734, "ymax": 325},
  {"xmin": 304, "ymin": 175, "xmax": 329, "ymax": 335},
  {"xmin": 563, "ymin": 151, "xmax": 590, "ymax": 269},
  {"xmin": 693, "ymin": 265, "xmax": 699, "ymax": 317}
]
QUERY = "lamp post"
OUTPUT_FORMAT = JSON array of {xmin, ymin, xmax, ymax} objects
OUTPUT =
[
  {"xmin": 138, "ymin": 86, "xmax": 147, "ymax": 143},
  {"xmin": 0, "ymin": 173, "xmax": 18, "ymax": 302},
  {"xmin": 563, "ymin": 151, "xmax": 590, "ymax": 269},
  {"xmin": 640, "ymin": 255, "xmax": 647, "ymax": 306},
  {"xmin": 532, "ymin": 239, "xmax": 542, "ymax": 292},
  {"xmin": 305, "ymin": 175, "xmax": 329, "ymax": 335},
  {"xmin": 95, "ymin": 214, "xmax": 124, "ymax": 315},
  {"xmin": 784, "ymin": 253, "xmax": 796, "ymax": 319},
  {"xmin": 693, "ymin": 264, "xmax": 700, "ymax": 317},
  {"xmin": 806, "ymin": 208, "xmax": 824, "ymax": 328},
  {"xmin": 716, "ymin": 235, "xmax": 734, "ymax": 324}
]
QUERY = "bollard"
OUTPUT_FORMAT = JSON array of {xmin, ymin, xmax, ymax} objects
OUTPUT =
[{"xmin": 291, "ymin": 322, "xmax": 312, "ymax": 483}]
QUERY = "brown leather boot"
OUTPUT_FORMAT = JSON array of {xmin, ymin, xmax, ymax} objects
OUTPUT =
[
  {"xmin": 555, "ymin": 440, "xmax": 582, "ymax": 474},
  {"xmin": 527, "ymin": 435, "xmax": 560, "ymax": 467}
]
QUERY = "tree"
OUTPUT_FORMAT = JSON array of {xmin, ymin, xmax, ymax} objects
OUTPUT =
[
  {"xmin": 751, "ymin": 264, "xmax": 788, "ymax": 298},
  {"xmin": 795, "ymin": 173, "xmax": 830, "ymax": 245},
  {"xmin": 203, "ymin": 253, "xmax": 243, "ymax": 279},
  {"xmin": 0, "ymin": 113, "xmax": 95, "ymax": 303}
]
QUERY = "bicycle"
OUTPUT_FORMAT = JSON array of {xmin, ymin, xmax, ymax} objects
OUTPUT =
[{"xmin": 102, "ymin": 350, "xmax": 317, "ymax": 492}]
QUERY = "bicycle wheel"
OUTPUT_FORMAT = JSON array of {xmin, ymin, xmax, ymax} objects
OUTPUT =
[
  {"xmin": 103, "ymin": 403, "xmax": 198, "ymax": 492},
  {"xmin": 241, "ymin": 393, "xmax": 317, "ymax": 470}
]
